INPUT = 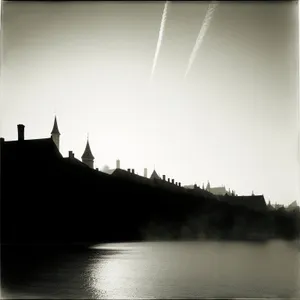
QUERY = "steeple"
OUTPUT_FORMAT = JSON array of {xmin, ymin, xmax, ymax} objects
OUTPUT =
[
  {"xmin": 206, "ymin": 181, "xmax": 211, "ymax": 191},
  {"xmin": 150, "ymin": 169, "xmax": 161, "ymax": 180},
  {"xmin": 51, "ymin": 116, "xmax": 60, "ymax": 150},
  {"xmin": 51, "ymin": 116, "xmax": 60, "ymax": 135},
  {"xmin": 81, "ymin": 137, "xmax": 94, "ymax": 169}
]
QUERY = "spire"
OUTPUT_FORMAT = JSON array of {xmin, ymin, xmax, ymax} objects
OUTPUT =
[
  {"xmin": 51, "ymin": 116, "xmax": 60, "ymax": 135},
  {"xmin": 81, "ymin": 139, "xmax": 94, "ymax": 160},
  {"xmin": 150, "ymin": 169, "xmax": 161, "ymax": 180},
  {"xmin": 206, "ymin": 181, "xmax": 211, "ymax": 190},
  {"xmin": 51, "ymin": 116, "xmax": 60, "ymax": 151}
]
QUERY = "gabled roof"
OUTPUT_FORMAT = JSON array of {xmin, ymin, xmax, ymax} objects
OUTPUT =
[
  {"xmin": 288, "ymin": 201, "xmax": 298, "ymax": 208},
  {"xmin": 150, "ymin": 170, "xmax": 161, "ymax": 180},
  {"xmin": 209, "ymin": 186, "xmax": 227, "ymax": 196},
  {"xmin": 1, "ymin": 138, "xmax": 63, "ymax": 169},
  {"xmin": 219, "ymin": 194, "xmax": 267, "ymax": 211},
  {"xmin": 105, "ymin": 168, "xmax": 116, "ymax": 175},
  {"xmin": 51, "ymin": 116, "xmax": 60, "ymax": 135},
  {"xmin": 81, "ymin": 140, "xmax": 94, "ymax": 160}
]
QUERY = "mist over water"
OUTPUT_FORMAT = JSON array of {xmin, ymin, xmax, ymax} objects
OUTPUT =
[{"xmin": 2, "ymin": 241, "xmax": 300, "ymax": 299}]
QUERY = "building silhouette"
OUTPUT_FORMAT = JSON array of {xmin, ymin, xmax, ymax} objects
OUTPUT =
[
  {"xmin": 45, "ymin": 114, "xmax": 265, "ymax": 211},
  {"xmin": 1, "ymin": 116, "xmax": 298, "ymax": 245},
  {"xmin": 2, "ymin": 117, "xmax": 269, "ymax": 220},
  {"xmin": 2, "ymin": 123, "xmax": 62, "ymax": 164},
  {"xmin": 81, "ymin": 138, "xmax": 95, "ymax": 169},
  {"xmin": 150, "ymin": 170, "xmax": 161, "ymax": 180},
  {"xmin": 51, "ymin": 116, "xmax": 60, "ymax": 151},
  {"xmin": 205, "ymin": 181, "xmax": 232, "ymax": 196}
]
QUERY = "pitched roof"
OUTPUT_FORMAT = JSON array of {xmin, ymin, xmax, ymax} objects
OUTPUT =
[
  {"xmin": 209, "ymin": 186, "xmax": 227, "ymax": 196},
  {"xmin": 81, "ymin": 140, "xmax": 94, "ymax": 160},
  {"xmin": 288, "ymin": 201, "xmax": 298, "ymax": 208},
  {"xmin": 51, "ymin": 116, "xmax": 60, "ymax": 135},
  {"xmin": 106, "ymin": 169, "xmax": 116, "ymax": 175},
  {"xmin": 111, "ymin": 169, "xmax": 186, "ymax": 194},
  {"xmin": 150, "ymin": 170, "xmax": 161, "ymax": 180},
  {"xmin": 1, "ymin": 138, "xmax": 63, "ymax": 164},
  {"xmin": 183, "ymin": 184, "xmax": 217, "ymax": 199},
  {"xmin": 111, "ymin": 168, "xmax": 150, "ymax": 185},
  {"xmin": 101, "ymin": 168, "xmax": 115, "ymax": 175},
  {"xmin": 183, "ymin": 185, "xmax": 195, "ymax": 189},
  {"xmin": 63, "ymin": 156, "xmax": 90, "ymax": 168},
  {"xmin": 219, "ymin": 195, "xmax": 267, "ymax": 211}
]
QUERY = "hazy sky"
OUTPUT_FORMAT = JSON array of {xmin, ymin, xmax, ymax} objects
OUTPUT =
[{"xmin": 1, "ymin": 1, "xmax": 299, "ymax": 205}]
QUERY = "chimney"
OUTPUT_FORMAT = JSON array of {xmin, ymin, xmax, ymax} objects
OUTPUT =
[
  {"xmin": 132, "ymin": 169, "xmax": 135, "ymax": 174},
  {"xmin": 144, "ymin": 168, "xmax": 148, "ymax": 178},
  {"xmin": 168, "ymin": 178, "xmax": 170, "ymax": 182},
  {"xmin": 162, "ymin": 175, "xmax": 166, "ymax": 181},
  {"xmin": 172, "ymin": 179, "xmax": 174, "ymax": 184},
  {"xmin": 178, "ymin": 182, "xmax": 181, "ymax": 187},
  {"xmin": 96, "ymin": 168, "xmax": 99, "ymax": 171},
  {"xmin": 127, "ymin": 168, "xmax": 131, "ymax": 172},
  {"xmin": 17, "ymin": 124, "xmax": 25, "ymax": 141},
  {"xmin": 116, "ymin": 159, "xmax": 120, "ymax": 169},
  {"xmin": 0, "ymin": 138, "xmax": 4, "ymax": 151},
  {"xmin": 69, "ymin": 151, "xmax": 72, "ymax": 158}
]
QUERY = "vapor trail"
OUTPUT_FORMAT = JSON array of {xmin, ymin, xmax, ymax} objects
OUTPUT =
[
  {"xmin": 184, "ymin": 1, "xmax": 219, "ymax": 78},
  {"xmin": 150, "ymin": 1, "xmax": 170, "ymax": 81},
  {"xmin": 297, "ymin": 0, "xmax": 300, "ymax": 202}
]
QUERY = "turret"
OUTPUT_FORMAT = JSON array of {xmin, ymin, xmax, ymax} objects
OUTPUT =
[
  {"xmin": 81, "ymin": 138, "xmax": 94, "ymax": 169},
  {"xmin": 51, "ymin": 116, "xmax": 60, "ymax": 151}
]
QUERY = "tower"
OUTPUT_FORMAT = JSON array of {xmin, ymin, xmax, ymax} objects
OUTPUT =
[
  {"xmin": 81, "ymin": 138, "xmax": 94, "ymax": 169},
  {"xmin": 116, "ymin": 159, "xmax": 120, "ymax": 169},
  {"xmin": 51, "ymin": 116, "xmax": 60, "ymax": 150},
  {"xmin": 206, "ymin": 181, "xmax": 211, "ymax": 192}
]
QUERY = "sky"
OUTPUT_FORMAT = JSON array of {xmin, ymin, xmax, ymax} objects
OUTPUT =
[{"xmin": 1, "ymin": 1, "xmax": 299, "ymax": 205}]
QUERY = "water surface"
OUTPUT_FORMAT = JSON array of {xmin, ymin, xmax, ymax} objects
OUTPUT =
[{"xmin": 1, "ymin": 240, "xmax": 300, "ymax": 299}]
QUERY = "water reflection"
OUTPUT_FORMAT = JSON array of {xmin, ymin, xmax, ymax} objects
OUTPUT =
[
  {"xmin": 1, "ymin": 241, "xmax": 299, "ymax": 299},
  {"xmin": 87, "ymin": 241, "xmax": 300, "ymax": 299}
]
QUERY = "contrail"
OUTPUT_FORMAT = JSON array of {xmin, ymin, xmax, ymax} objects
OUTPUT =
[
  {"xmin": 184, "ymin": 1, "xmax": 219, "ymax": 78},
  {"xmin": 297, "ymin": 0, "xmax": 300, "ymax": 203},
  {"xmin": 150, "ymin": 1, "xmax": 170, "ymax": 82}
]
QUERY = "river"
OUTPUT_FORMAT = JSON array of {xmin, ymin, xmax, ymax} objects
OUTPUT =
[{"xmin": 1, "ymin": 240, "xmax": 300, "ymax": 299}]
